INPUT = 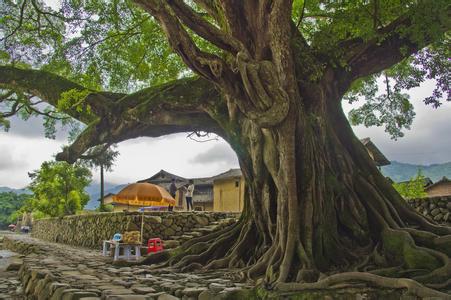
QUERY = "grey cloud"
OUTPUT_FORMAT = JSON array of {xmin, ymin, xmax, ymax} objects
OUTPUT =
[
  {"xmin": 0, "ymin": 145, "xmax": 28, "ymax": 170},
  {"xmin": 122, "ymin": 133, "xmax": 186, "ymax": 146},
  {"xmin": 191, "ymin": 143, "xmax": 239, "ymax": 165},
  {"xmin": 6, "ymin": 115, "xmax": 73, "ymax": 141},
  {"xmin": 342, "ymin": 80, "xmax": 451, "ymax": 165},
  {"xmin": 350, "ymin": 102, "xmax": 451, "ymax": 165}
]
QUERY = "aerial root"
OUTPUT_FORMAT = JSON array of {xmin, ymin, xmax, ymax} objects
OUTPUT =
[{"xmin": 274, "ymin": 272, "xmax": 451, "ymax": 299}]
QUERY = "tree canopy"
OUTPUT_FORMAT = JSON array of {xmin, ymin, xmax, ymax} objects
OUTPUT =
[
  {"xmin": 0, "ymin": 0, "xmax": 449, "ymax": 141},
  {"xmin": 27, "ymin": 161, "xmax": 92, "ymax": 217}
]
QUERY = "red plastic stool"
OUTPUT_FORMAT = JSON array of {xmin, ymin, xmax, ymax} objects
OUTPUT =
[{"xmin": 147, "ymin": 238, "xmax": 164, "ymax": 254}]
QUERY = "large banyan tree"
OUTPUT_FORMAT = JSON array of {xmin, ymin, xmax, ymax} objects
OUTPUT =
[{"xmin": 1, "ymin": 0, "xmax": 450, "ymax": 297}]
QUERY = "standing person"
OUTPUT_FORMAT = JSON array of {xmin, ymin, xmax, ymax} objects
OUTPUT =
[
  {"xmin": 186, "ymin": 179, "xmax": 194, "ymax": 211},
  {"xmin": 168, "ymin": 178, "xmax": 176, "ymax": 211}
]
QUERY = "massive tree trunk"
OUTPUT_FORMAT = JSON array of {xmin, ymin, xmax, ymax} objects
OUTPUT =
[
  {"xmin": 131, "ymin": 4, "xmax": 451, "ymax": 293},
  {"xmin": 163, "ymin": 69, "xmax": 450, "ymax": 295},
  {"xmin": 129, "ymin": 3, "xmax": 451, "ymax": 293}
]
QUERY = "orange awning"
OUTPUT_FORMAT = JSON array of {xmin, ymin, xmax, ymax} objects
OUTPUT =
[{"xmin": 113, "ymin": 182, "xmax": 176, "ymax": 206}]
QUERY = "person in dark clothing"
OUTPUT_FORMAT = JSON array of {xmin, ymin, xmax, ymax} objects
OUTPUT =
[{"xmin": 168, "ymin": 178, "xmax": 177, "ymax": 211}]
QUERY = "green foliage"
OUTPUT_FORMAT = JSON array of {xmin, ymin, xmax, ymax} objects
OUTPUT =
[
  {"xmin": 347, "ymin": 74, "xmax": 415, "ymax": 139},
  {"xmin": 96, "ymin": 204, "xmax": 114, "ymax": 212},
  {"xmin": 58, "ymin": 88, "xmax": 93, "ymax": 115},
  {"xmin": 345, "ymin": 38, "xmax": 450, "ymax": 138},
  {"xmin": 0, "ymin": 192, "xmax": 31, "ymax": 228},
  {"xmin": 80, "ymin": 144, "xmax": 120, "ymax": 172},
  {"xmin": 27, "ymin": 161, "xmax": 92, "ymax": 217},
  {"xmin": 1, "ymin": 0, "xmax": 186, "ymax": 92},
  {"xmin": 393, "ymin": 171, "xmax": 428, "ymax": 199}
]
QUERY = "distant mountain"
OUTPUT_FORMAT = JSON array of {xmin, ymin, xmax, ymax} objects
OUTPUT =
[
  {"xmin": 84, "ymin": 182, "xmax": 129, "ymax": 210},
  {"xmin": 381, "ymin": 161, "xmax": 451, "ymax": 182},
  {"xmin": 0, "ymin": 186, "xmax": 31, "ymax": 195}
]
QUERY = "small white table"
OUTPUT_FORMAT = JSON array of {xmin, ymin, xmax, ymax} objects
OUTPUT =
[{"xmin": 102, "ymin": 240, "xmax": 141, "ymax": 261}]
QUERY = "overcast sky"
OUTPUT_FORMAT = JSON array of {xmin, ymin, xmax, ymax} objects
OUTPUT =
[{"xmin": 0, "ymin": 81, "xmax": 449, "ymax": 188}]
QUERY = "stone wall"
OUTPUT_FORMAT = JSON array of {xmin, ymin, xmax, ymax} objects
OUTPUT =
[
  {"xmin": 31, "ymin": 211, "xmax": 238, "ymax": 249},
  {"xmin": 27, "ymin": 197, "xmax": 451, "ymax": 250},
  {"xmin": 406, "ymin": 195, "xmax": 451, "ymax": 225}
]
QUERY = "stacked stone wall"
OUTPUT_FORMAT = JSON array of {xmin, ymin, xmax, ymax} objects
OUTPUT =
[
  {"xmin": 31, "ymin": 212, "xmax": 238, "ymax": 249},
  {"xmin": 406, "ymin": 195, "xmax": 451, "ymax": 225},
  {"xmin": 27, "ymin": 197, "xmax": 451, "ymax": 250}
]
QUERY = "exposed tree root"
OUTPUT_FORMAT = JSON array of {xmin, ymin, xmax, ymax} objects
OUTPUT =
[
  {"xmin": 133, "ymin": 96, "xmax": 451, "ymax": 297},
  {"xmin": 275, "ymin": 272, "xmax": 451, "ymax": 299},
  {"xmin": 170, "ymin": 221, "xmax": 244, "ymax": 268}
]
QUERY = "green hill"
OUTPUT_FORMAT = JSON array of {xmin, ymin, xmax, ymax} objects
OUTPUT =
[
  {"xmin": 0, "ymin": 192, "xmax": 32, "ymax": 229},
  {"xmin": 381, "ymin": 161, "xmax": 451, "ymax": 182},
  {"xmin": 0, "ymin": 186, "xmax": 31, "ymax": 194}
]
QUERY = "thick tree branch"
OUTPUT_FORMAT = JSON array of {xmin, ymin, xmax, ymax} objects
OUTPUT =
[
  {"xmin": 216, "ymin": 1, "xmax": 250, "ymax": 43},
  {"xmin": 0, "ymin": 66, "xmax": 112, "ymax": 123},
  {"xmin": 192, "ymin": 0, "xmax": 220, "ymax": 21},
  {"xmin": 59, "ymin": 77, "xmax": 223, "ymax": 163},
  {"xmin": 0, "ymin": 65, "xmax": 224, "ymax": 163},
  {"xmin": 167, "ymin": 0, "xmax": 245, "ymax": 55},
  {"xmin": 343, "ymin": 4, "xmax": 450, "ymax": 81},
  {"xmin": 134, "ymin": 0, "xmax": 226, "ymax": 81}
]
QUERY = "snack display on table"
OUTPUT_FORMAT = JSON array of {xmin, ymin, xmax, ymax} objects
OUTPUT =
[{"xmin": 122, "ymin": 231, "xmax": 141, "ymax": 244}]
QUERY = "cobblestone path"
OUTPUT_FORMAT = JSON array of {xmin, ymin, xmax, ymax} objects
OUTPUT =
[{"xmin": 1, "ymin": 233, "xmax": 254, "ymax": 300}]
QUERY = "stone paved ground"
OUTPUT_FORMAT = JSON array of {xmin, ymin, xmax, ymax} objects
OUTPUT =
[
  {"xmin": 1, "ymin": 233, "xmax": 254, "ymax": 299},
  {"xmin": 0, "ymin": 233, "xmax": 24, "ymax": 299}
]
